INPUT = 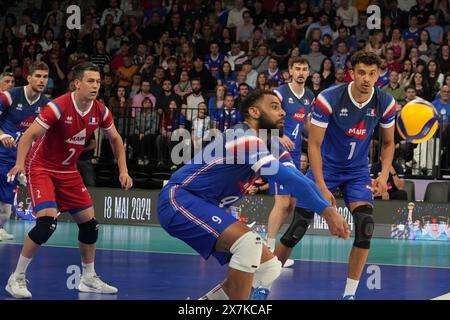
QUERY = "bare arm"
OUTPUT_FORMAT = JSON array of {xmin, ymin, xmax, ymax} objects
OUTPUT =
[
  {"xmin": 308, "ymin": 123, "xmax": 336, "ymax": 206},
  {"xmin": 373, "ymin": 125, "xmax": 396, "ymax": 196}
]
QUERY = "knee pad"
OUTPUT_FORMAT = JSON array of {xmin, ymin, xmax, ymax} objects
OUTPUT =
[
  {"xmin": 78, "ymin": 218, "xmax": 99, "ymax": 244},
  {"xmin": 252, "ymin": 256, "xmax": 282, "ymax": 289},
  {"xmin": 352, "ymin": 205, "xmax": 374, "ymax": 249},
  {"xmin": 28, "ymin": 216, "xmax": 57, "ymax": 245},
  {"xmin": 229, "ymin": 231, "xmax": 263, "ymax": 273},
  {"xmin": 280, "ymin": 208, "xmax": 314, "ymax": 248}
]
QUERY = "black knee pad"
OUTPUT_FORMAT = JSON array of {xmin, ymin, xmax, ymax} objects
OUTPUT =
[
  {"xmin": 280, "ymin": 208, "xmax": 314, "ymax": 248},
  {"xmin": 78, "ymin": 218, "xmax": 99, "ymax": 244},
  {"xmin": 28, "ymin": 216, "xmax": 57, "ymax": 245},
  {"xmin": 352, "ymin": 205, "xmax": 374, "ymax": 249}
]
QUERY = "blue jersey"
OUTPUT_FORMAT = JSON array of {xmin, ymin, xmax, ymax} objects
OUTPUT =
[
  {"xmin": 214, "ymin": 108, "xmax": 243, "ymax": 131},
  {"xmin": 274, "ymin": 84, "xmax": 314, "ymax": 156},
  {"xmin": 204, "ymin": 53, "xmax": 225, "ymax": 76},
  {"xmin": 0, "ymin": 87, "xmax": 50, "ymax": 164},
  {"xmin": 167, "ymin": 123, "xmax": 290, "ymax": 208},
  {"xmin": 312, "ymin": 82, "xmax": 396, "ymax": 170}
]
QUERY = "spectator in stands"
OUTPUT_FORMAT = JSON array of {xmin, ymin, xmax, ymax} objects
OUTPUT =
[
  {"xmin": 331, "ymin": 41, "xmax": 348, "ymax": 71},
  {"xmin": 383, "ymin": 71, "xmax": 406, "ymax": 103},
  {"xmin": 191, "ymin": 102, "xmax": 211, "ymax": 151},
  {"xmin": 208, "ymin": 85, "xmax": 226, "ymax": 119},
  {"xmin": 182, "ymin": 78, "xmax": 208, "ymax": 125},
  {"xmin": 109, "ymin": 86, "xmax": 132, "ymax": 137},
  {"xmin": 227, "ymin": 70, "xmax": 247, "ymax": 98},
  {"xmin": 255, "ymin": 72, "xmax": 268, "ymax": 90},
  {"xmin": 264, "ymin": 57, "xmax": 284, "ymax": 86},
  {"xmin": 300, "ymin": 152, "xmax": 309, "ymax": 174},
  {"xmin": 319, "ymin": 58, "xmax": 335, "ymax": 88},
  {"xmin": 425, "ymin": 60, "xmax": 444, "ymax": 97},
  {"xmin": 101, "ymin": 0, "xmax": 123, "ymax": 26},
  {"xmin": 91, "ymin": 40, "xmax": 111, "ymax": 70},
  {"xmin": 227, "ymin": 0, "xmax": 248, "ymax": 30},
  {"xmin": 98, "ymin": 72, "xmax": 114, "ymax": 102},
  {"xmin": 174, "ymin": 70, "xmax": 193, "ymax": 99},
  {"xmin": 411, "ymin": 72, "xmax": 432, "ymax": 101},
  {"xmin": 436, "ymin": 44, "xmax": 450, "ymax": 74},
  {"xmin": 305, "ymin": 11, "xmax": 333, "ymax": 41},
  {"xmin": 320, "ymin": 33, "xmax": 333, "ymax": 58},
  {"xmin": 156, "ymin": 79, "xmax": 181, "ymax": 114},
  {"xmin": 399, "ymin": 59, "xmax": 414, "ymax": 87},
  {"xmin": 334, "ymin": 67, "xmax": 346, "ymax": 86},
  {"xmin": 308, "ymin": 72, "xmax": 324, "ymax": 98},
  {"xmin": 268, "ymin": 24, "xmax": 292, "ymax": 70},
  {"xmin": 132, "ymin": 80, "xmax": 156, "ymax": 117},
  {"xmin": 157, "ymin": 99, "xmax": 186, "ymax": 167},
  {"xmin": 111, "ymin": 40, "xmax": 130, "ymax": 70},
  {"xmin": 204, "ymin": 42, "xmax": 225, "ymax": 79},
  {"xmin": 376, "ymin": 56, "xmax": 390, "ymax": 88},
  {"xmin": 214, "ymin": 93, "xmax": 243, "ymax": 131},
  {"xmin": 241, "ymin": 60, "xmax": 257, "ymax": 89},
  {"xmin": 131, "ymin": 97, "xmax": 161, "ymax": 165},
  {"xmin": 426, "ymin": 14, "xmax": 444, "ymax": 45},
  {"xmin": 385, "ymin": 48, "xmax": 401, "ymax": 73},
  {"xmin": 247, "ymin": 27, "xmax": 265, "ymax": 59},
  {"xmin": 188, "ymin": 56, "xmax": 216, "ymax": 91},
  {"xmin": 0, "ymin": 72, "xmax": 15, "ymax": 92},
  {"xmin": 225, "ymin": 42, "xmax": 248, "ymax": 72},
  {"xmin": 234, "ymin": 83, "xmax": 250, "ymax": 110},
  {"xmin": 236, "ymin": 10, "xmax": 254, "ymax": 46},
  {"xmin": 302, "ymin": 40, "xmax": 326, "ymax": 74},
  {"xmin": 251, "ymin": 44, "xmax": 270, "ymax": 74},
  {"xmin": 403, "ymin": 15, "xmax": 420, "ymax": 48},
  {"xmin": 354, "ymin": 14, "xmax": 369, "ymax": 43},
  {"xmin": 433, "ymin": 85, "xmax": 450, "ymax": 118},
  {"xmin": 133, "ymin": 43, "xmax": 148, "ymax": 68},
  {"xmin": 164, "ymin": 57, "xmax": 181, "ymax": 86}
]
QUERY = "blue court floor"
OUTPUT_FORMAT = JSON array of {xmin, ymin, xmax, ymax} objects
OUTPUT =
[{"xmin": 0, "ymin": 220, "xmax": 449, "ymax": 300}]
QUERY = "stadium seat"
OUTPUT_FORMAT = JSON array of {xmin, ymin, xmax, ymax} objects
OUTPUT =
[
  {"xmin": 403, "ymin": 180, "xmax": 415, "ymax": 201},
  {"xmin": 423, "ymin": 182, "xmax": 450, "ymax": 202}
]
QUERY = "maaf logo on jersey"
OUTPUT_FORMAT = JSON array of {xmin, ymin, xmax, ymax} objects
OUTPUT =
[
  {"xmin": 292, "ymin": 107, "xmax": 306, "ymax": 122},
  {"xmin": 17, "ymin": 117, "xmax": 34, "ymax": 129},
  {"xmin": 346, "ymin": 120, "xmax": 367, "ymax": 139}
]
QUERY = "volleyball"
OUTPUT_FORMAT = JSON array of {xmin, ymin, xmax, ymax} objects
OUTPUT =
[{"xmin": 396, "ymin": 99, "xmax": 439, "ymax": 144}]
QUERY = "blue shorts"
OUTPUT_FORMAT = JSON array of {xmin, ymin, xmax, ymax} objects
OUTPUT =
[
  {"xmin": 269, "ymin": 151, "xmax": 300, "ymax": 196},
  {"xmin": 306, "ymin": 167, "xmax": 373, "ymax": 205},
  {"xmin": 0, "ymin": 162, "xmax": 16, "ymax": 204},
  {"xmin": 157, "ymin": 184, "xmax": 238, "ymax": 265}
]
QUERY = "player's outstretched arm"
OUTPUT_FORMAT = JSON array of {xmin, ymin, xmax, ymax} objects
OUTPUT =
[
  {"xmin": 373, "ymin": 125, "xmax": 395, "ymax": 197},
  {"xmin": 7, "ymin": 120, "xmax": 46, "ymax": 181},
  {"xmin": 308, "ymin": 123, "xmax": 336, "ymax": 206},
  {"xmin": 103, "ymin": 124, "xmax": 133, "ymax": 190},
  {"xmin": 265, "ymin": 162, "xmax": 350, "ymax": 239}
]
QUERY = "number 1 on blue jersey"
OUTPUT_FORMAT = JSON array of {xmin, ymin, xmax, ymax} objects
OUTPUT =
[{"xmin": 348, "ymin": 141, "xmax": 356, "ymax": 160}]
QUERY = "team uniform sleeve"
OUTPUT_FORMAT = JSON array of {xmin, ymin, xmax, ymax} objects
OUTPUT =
[
  {"xmin": 262, "ymin": 160, "xmax": 331, "ymax": 214},
  {"xmin": 100, "ymin": 106, "xmax": 114, "ymax": 131},
  {"xmin": 311, "ymin": 92, "xmax": 332, "ymax": 128},
  {"xmin": 380, "ymin": 96, "xmax": 397, "ymax": 128},
  {"xmin": 224, "ymin": 133, "xmax": 277, "ymax": 172},
  {"xmin": 35, "ymin": 101, "xmax": 61, "ymax": 130}
]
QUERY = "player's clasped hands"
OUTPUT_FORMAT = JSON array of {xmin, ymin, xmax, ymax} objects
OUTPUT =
[
  {"xmin": 119, "ymin": 172, "xmax": 133, "ymax": 191},
  {"xmin": 0, "ymin": 134, "xmax": 16, "ymax": 149},
  {"xmin": 371, "ymin": 176, "xmax": 388, "ymax": 197}
]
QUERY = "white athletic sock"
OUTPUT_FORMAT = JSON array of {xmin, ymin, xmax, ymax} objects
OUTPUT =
[
  {"xmin": 267, "ymin": 238, "xmax": 276, "ymax": 252},
  {"xmin": 199, "ymin": 283, "xmax": 230, "ymax": 300},
  {"xmin": 82, "ymin": 262, "xmax": 95, "ymax": 276},
  {"xmin": 14, "ymin": 255, "xmax": 32, "ymax": 275},
  {"xmin": 343, "ymin": 278, "xmax": 359, "ymax": 296}
]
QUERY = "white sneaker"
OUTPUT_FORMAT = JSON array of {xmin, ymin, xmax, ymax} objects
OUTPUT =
[
  {"xmin": 0, "ymin": 228, "xmax": 14, "ymax": 240},
  {"xmin": 78, "ymin": 274, "xmax": 118, "ymax": 294},
  {"xmin": 283, "ymin": 259, "xmax": 295, "ymax": 268},
  {"xmin": 5, "ymin": 273, "xmax": 32, "ymax": 299}
]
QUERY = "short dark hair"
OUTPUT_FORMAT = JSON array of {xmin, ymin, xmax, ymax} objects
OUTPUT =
[
  {"xmin": 240, "ymin": 89, "xmax": 279, "ymax": 118},
  {"xmin": 289, "ymin": 57, "xmax": 310, "ymax": 69},
  {"xmin": 29, "ymin": 61, "xmax": 49, "ymax": 76},
  {"xmin": 350, "ymin": 50, "xmax": 381, "ymax": 69},
  {"xmin": 72, "ymin": 62, "xmax": 100, "ymax": 80}
]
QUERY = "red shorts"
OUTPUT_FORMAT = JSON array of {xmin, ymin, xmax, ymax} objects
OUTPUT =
[{"xmin": 27, "ymin": 169, "xmax": 93, "ymax": 214}]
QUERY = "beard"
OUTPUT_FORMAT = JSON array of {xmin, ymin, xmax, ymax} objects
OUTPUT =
[
  {"xmin": 259, "ymin": 110, "xmax": 284, "ymax": 138},
  {"xmin": 192, "ymin": 88, "xmax": 201, "ymax": 94}
]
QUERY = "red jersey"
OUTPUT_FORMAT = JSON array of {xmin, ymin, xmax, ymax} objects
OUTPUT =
[{"xmin": 27, "ymin": 92, "xmax": 113, "ymax": 173}]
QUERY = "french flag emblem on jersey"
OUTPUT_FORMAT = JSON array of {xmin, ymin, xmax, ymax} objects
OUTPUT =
[{"xmin": 89, "ymin": 117, "xmax": 97, "ymax": 124}]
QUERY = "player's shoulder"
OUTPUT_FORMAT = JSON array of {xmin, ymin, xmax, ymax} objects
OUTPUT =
[
  {"xmin": 303, "ymin": 87, "xmax": 315, "ymax": 101},
  {"xmin": 374, "ymin": 86, "xmax": 395, "ymax": 108},
  {"xmin": 52, "ymin": 92, "xmax": 72, "ymax": 110},
  {"xmin": 318, "ymin": 83, "xmax": 347, "ymax": 100}
]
